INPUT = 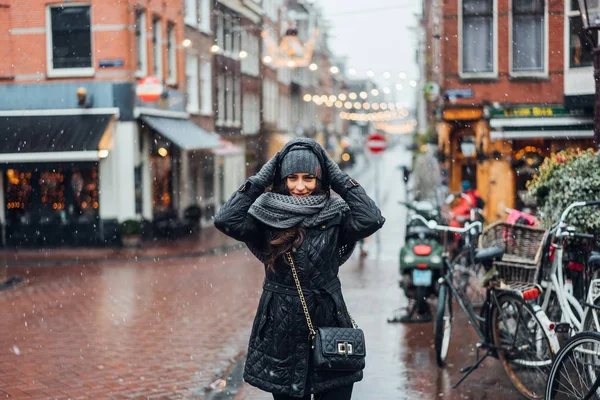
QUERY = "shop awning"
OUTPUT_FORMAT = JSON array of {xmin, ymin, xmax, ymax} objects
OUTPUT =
[
  {"xmin": 490, "ymin": 116, "xmax": 594, "ymax": 141},
  {"xmin": 0, "ymin": 114, "xmax": 113, "ymax": 162},
  {"xmin": 139, "ymin": 115, "xmax": 222, "ymax": 150},
  {"xmin": 491, "ymin": 129, "xmax": 594, "ymax": 140}
]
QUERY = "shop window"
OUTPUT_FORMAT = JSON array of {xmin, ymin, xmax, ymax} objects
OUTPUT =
[
  {"xmin": 199, "ymin": 0, "xmax": 211, "ymax": 32},
  {"xmin": 152, "ymin": 16, "xmax": 163, "ymax": 79},
  {"xmin": 47, "ymin": 4, "xmax": 93, "ymax": 77},
  {"xmin": 511, "ymin": 0, "xmax": 545, "ymax": 74},
  {"xmin": 69, "ymin": 167, "xmax": 99, "ymax": 223},
  {"xmin": 184, "ymin": 0, "xmax": 197, "ymax": 27},
  {"xmin": 186, "ymin": 54, "xmax": 199, "ymax": 113},
  {"xmin": 5, "ymin": 170, "xmax": 33, "ymax": 224},
  {"xmin": 461, "ymin": 0, "xmax": 494, "ymax": 75},
  {"xmin": 151, "ymin": 142, "xmax": 173, "ymax": 212},
  {"xmin": 135, "ymin": 10, "xmax": 148, "ymax": 78},
  {"xmin": 167, "ymin": 22, "xmax": 177, "ymax": 84},
  {"xmin": 200, "ymin": 60, "xmax": 213, "ymax": 115},
  {"xmin": 569, "ymin": 1, "xmax": 594, "ymax": 68}
]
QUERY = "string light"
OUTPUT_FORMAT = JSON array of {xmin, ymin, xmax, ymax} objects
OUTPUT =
[
  {"xmin": 396, "ymin": 83, "xmax": 403, "ymax": 91},
  {"xmin": 309, "ymin": 63, "xmax": 318, "ymax": 71},
  {"xmin": 383, "ymin": 71, "xmax": 391, "ymax": 79},
  {"xmin": 366, "ymin": 70, "xmax": 375, "ymax": 77},
  {"xmin": 370, "ymin": 89, "xmax": 379, "ymax": 96},
  {"xmin": 349, "ymin": 93, "xmax": 357, "ymax": 100},
  {"xmin": 338, "ymin": 93, "xmax": 347, "ymax": 101},
  {"xmin": 383, "ymin": 87, "xmax": 391, "ymax": 94}
]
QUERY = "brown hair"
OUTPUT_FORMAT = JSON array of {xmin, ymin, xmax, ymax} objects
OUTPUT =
[{"xmin": 264, "ymin": 177, "xmax": 326, "ymax": 271}]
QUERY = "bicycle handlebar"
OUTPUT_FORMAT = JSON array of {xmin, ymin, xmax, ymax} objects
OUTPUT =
[
  {"xmin": 410, "ymin": 213, "xmax": 482, "ymax": 235},
  {"xmin": 556, "ymin": 201, "xmax": 600, "ymax": 238},
  {"xmin": 560, "ymin": 231, "xmax": 595, "ymax": 240}
]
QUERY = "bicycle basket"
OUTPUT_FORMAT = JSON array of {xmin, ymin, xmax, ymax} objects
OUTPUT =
[{"xmin": 494, "ymin": 261, "xmax": 538, "ymax": 284}]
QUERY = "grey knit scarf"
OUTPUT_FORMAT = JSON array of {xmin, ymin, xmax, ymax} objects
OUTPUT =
[{"xmin": 249, "ymin": 193, "xmax": 349, "ymax": 229}]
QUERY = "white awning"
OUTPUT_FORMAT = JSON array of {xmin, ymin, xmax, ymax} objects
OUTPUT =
[
  {"xmin": 491, "ymin": 130, "xmax": 594, "ymax": 140},
  {"xmin": 490, "ymin": 117, "xmax": 593, "ymax": 129},
  {"xmin": 218, "ymin": 0, "xmax": 261, "ymax": 23},
  {"xmin": 140, "ymin": 115, "xmax": 222, "ymax": 150}
]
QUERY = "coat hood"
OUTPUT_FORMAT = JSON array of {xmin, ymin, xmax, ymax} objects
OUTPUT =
[{"xmin": 274, "ymin": 138, "xmax": 331, "ymax": 190}]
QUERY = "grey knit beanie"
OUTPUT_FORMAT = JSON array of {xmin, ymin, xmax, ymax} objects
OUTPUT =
[{"xmin": 279, "ymin": 147, "xmax": 323, "ymax": 180}]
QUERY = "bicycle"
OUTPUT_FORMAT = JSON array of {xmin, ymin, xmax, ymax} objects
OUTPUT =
[
  {"xmin": 545, "ymin": 330, "xmax": 600, "ymax": 399},
  {"xmin": 538, "ymin": 201, "xmax": 600, "ymax": 335},
  {"xmin": 410, "ymin": 215, "xmax": 559, "ymax": 399}
]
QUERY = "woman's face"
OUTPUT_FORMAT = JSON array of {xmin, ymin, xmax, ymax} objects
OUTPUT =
[{"xmin": 286, "ymin": 173, "xmax": 317, "ymax": 197}]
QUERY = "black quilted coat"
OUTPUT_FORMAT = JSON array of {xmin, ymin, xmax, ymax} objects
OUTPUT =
[{"xmin": 214, "ymin": 141, "xmax": 385, "ymax": 398}]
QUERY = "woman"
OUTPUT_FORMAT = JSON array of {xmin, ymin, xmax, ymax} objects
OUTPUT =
[{"xmin": 214, "ymin": 138, "xmax": 385, "ymax": 399}]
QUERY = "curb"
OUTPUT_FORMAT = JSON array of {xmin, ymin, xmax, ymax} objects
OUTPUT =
[{"xmin": 3, "ymin": 242, "xmax": 245, "ymax": 269}]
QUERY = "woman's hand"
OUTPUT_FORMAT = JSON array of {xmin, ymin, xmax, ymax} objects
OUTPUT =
[{"xmin": 249, "ymin": 152, "xmax": 280, "ymax": 189}]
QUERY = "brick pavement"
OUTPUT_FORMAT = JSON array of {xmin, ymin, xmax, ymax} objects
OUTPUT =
[{"xmin": 0, "ymin": 233, "xmax": 264, "ymax": 400}]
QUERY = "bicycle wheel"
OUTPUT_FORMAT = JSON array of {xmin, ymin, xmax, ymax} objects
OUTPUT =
[
  {"xmin": 452, "ymin": 248, "xmax": 485, "ymax": 308},
  {"xmin": 492, "ymin": 293, "xmax": 554, "ymax": 399},
  {"xmin": 434, "ymin": 282, "xmax": 453, "ymax": 367},
  {"xmin": 545, "ymin": 331, "xmax": 600, "ymax": 399}
]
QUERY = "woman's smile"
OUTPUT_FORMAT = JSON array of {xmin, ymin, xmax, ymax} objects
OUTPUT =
[{"xmin": 286, "ymin": 173, "xmax": 317, "ymax": 197}]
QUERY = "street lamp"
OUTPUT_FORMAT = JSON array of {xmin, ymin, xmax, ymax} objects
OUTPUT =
[{"xmin": 577, "ymin": 0, "xmax": 600, "ymax": 148}]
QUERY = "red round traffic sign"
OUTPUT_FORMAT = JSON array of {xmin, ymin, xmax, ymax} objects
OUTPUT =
[
  {"xmin": 136, "ymin": 76, "xmax": 163, "ymax": 102},
  {"xmin": 366, "ymin": 132, "xmax": 387, "ymax": 154}
]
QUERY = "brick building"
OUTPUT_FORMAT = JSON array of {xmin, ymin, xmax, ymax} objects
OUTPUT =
[
  {"xmin": 423, "ymin": 0, "xmax": 595, "ymax": 220},
  {"xmin": 0, "ymin": 0, "xmax": 223, "ymax": 245}
]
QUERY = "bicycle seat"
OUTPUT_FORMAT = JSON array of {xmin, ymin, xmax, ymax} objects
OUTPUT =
[
  {"xmin": 474, "ymin": 246, "xmax": 504, "ymax": 263},
  {"xmin": 589, "ymin": 252, "xmax": 600, "ymax": 269}
]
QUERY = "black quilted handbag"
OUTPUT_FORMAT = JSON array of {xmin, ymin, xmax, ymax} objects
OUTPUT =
[{"xmin": 286, "ymin": 252, "xmax": 366, "ymax": 372}]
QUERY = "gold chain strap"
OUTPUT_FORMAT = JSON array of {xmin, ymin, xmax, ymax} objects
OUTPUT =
[{"xmin": 285, "ymin": 252, "xmax": 358, "ymax": 342}]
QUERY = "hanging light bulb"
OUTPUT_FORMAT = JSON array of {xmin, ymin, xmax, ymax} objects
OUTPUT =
[
  {"xmin": 330, "ymin": 66, "xmax": 340, "ymax": 74},
  {"xmin": 338, "ymin": 93, "xmax": 347, "ymax": 101},
  {"xmin": 344, "ymin": 101, "xmax": 352, "ymax": 109},
  {"xmin": 210, "ymin": 44, "xmax": 220, "ymax": 53},
  {"xmin": 409, "ymin": 80, "xmax": 418, "ymax": 87},
  {"xmin": 183, "ymin": 39, "xmax": 192, "ymax": 47},
  {"xmin": 309, "ymin": 63, "xmax": 318, "ymax": 71},
  {"xmin": 359, "ymin": 91, "xmax": 368, "ymax": 99},
  {"xmin": 263, "ymin": 55, "xmax": 272, "ymax": 64},
  {"xmin": 370, "ymin": 89, "xmax": 379, "ymax": 96},
  {"xmin": 312, "ymin": 95, "xmax": 320, "ymax": 102},
  {"xmin": 383, "ymin": 87, "xmax": 391, "ymax": 94},
  {"xmin": 334, "ymin": 100, "xmax": 343, "ymax": 108},
  {"xmin": 349, "ymin": 93, "xmax": 357, "ymax": 100},
  {"xmin": 239, "ymin": 50, "xmax": 248, "ymax": 59},
  {"xmin": 328, "ymin": 95, "xmax": 337, "ymax": 102},
  {"xmin": 303, "ymin": 94, "xmax": 312, "ymax": 102},
  {"xmin": 399, "ymin": 72, "xmax": 407, "ymax": 79},
  {"xmin": 363, "ymin": 103, "xmax": 371, "ymax": 110}
]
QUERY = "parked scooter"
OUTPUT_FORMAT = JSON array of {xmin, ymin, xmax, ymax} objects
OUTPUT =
[{"xmin": 389, "ymin": 200, "xmax": 445, "ymax": 323}]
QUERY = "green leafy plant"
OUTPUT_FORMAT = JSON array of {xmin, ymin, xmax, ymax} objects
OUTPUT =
[
  {"xmin": 119, "ymin": 219, "xmax": 142, "ymax": 236},
  {"xmin": 527, "ymin": 148, "xmax": 600, "ymax": 233}
]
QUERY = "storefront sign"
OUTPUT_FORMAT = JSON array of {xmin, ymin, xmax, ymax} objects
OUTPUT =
[
  {"xmin": 445, "ymin": 88, "xmax": 473, "ymax": 100},
  {"xmin": 424, "ymin": 82, "xmax": 440, "ymax": 102},
  {"xmin": 490, "ymin": 105, "xmax": 589, "ymax": 118},
  {"xmin": 99, "ymin": 58, "xmax": 125, "ymax": 68},
  {"xmin": 442, "ymin": 108, "xmax": 482, "ymax": 121}
]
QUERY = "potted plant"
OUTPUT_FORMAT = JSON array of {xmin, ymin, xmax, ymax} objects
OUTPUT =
[
  {"xmin": 119, "ymin": 219, "xmax": 143, "ymax": 247},
  {"xmin": 527, "ymin": 148, "xmax": 600, "ymax": 233}
]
